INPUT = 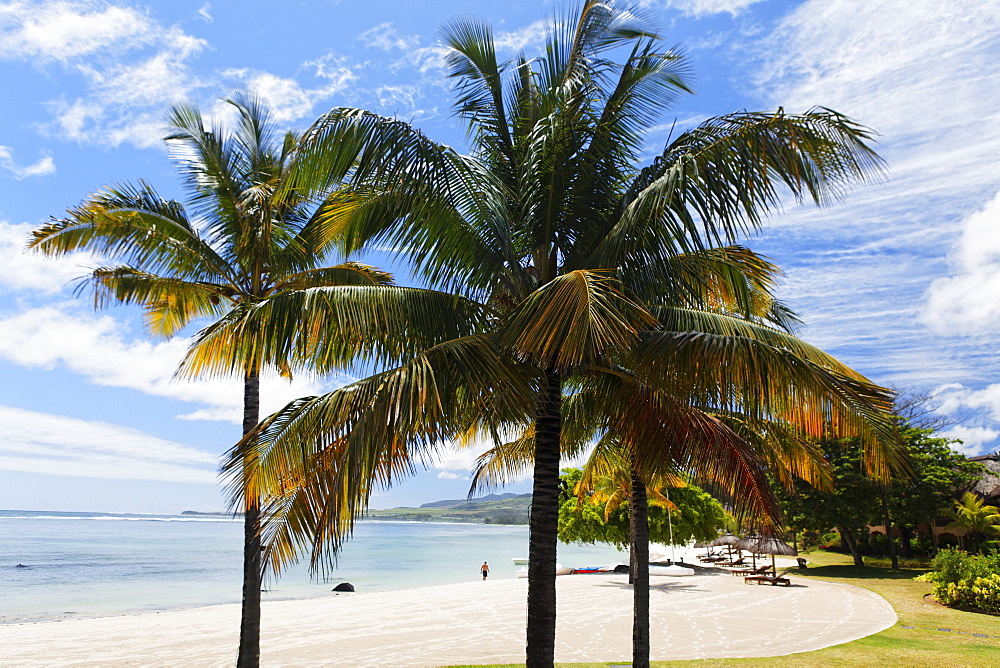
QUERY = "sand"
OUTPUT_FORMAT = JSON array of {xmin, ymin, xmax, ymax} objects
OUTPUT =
[{"xmin": 0, "ymin": 568, "xmax": 895, "ymax": 666}]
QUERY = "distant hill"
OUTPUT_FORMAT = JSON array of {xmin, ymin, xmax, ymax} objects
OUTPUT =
[
  {"xmin": 365, "ymin": 493, "xmax": 531, "ymax": 524},
  {"xmin": 419, "ymin": 492, "xmax": 522, "ymax": 508}
]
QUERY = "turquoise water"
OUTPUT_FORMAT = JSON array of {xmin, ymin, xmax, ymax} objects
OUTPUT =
[{"xmin": 0, "ymin": 510, "xmax": 626, "ymax": 623}]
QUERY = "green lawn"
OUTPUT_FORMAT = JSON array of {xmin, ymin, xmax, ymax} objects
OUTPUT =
[{"xmin": 452, "ymin": 550, "xmax": 1000, "ymax": 668}]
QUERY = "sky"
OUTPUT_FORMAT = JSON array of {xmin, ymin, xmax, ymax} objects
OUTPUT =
[{"xmin": 0, "ymin": 0, "xmax": 998, "ymax": 514}]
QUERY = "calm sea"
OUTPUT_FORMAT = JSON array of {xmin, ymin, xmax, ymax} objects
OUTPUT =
[{"xmin": 0, "ymin": 510, "xmax": 626, "ymax": 624}]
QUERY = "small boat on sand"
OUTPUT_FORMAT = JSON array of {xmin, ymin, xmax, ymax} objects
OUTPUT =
[
  {"xmin": 516, "ymin": 563, "xmax": 572, "ymax": 577},
  {"xmin": 649, "ymin": 564, "xmax": 694, "ymax": 576}
]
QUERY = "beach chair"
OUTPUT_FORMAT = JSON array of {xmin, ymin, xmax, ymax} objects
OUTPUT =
[
  {"xmin": 698, "ymin": 554, "xmax": 725, "ymax": 563},
  {"xmin": 717, "ymin": 557, "xmax": 745, "ymax": 567},
  {"xmin": 744, "ymin": 570, "xmax": 791, "ymax": 586},
  {"xmin": 731, "ymin": 564, "xmax": 773, "ymax": 577}
]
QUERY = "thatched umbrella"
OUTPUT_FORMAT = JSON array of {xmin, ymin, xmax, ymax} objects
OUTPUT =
[
  {"xmin": 741, "ymin": 535, "xmax": 797, "ymax": 573},
  {"xmin": 711, "ymin": 532, "xmax": 741, "ymax": 559},
  {"xmin": 734, "ymin": 533, "xmax": 762, "ymax": 568}
]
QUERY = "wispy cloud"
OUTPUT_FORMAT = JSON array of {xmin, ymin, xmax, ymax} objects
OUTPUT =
[
  {"xmin": 640, "ymin": 0, "xmax": 766, "ymax": 17},
  {"xmin": 0, "ymin": 146, "xmax": 55, "ymax": 179},
  {"xmin": 0, "ymin": 305, "xmax": 332, "ymax": 423},
  {"xmin": 222, "ymin": 65, "xmax": 358, "ymax": 124},
  {"xmin": 742, "ymin": 0, "xmax": 1000, "ymax": 452},
  {"xmin": 0, "ymin": 221, "xmax": 92, "ymax": 293},
  {"xmin": 0, "ymin": 405, "xmax": 217, "ymax": 483},
  {"xmin": 358, "ymin": 22, "xmax": 420, "ymax": 51}
]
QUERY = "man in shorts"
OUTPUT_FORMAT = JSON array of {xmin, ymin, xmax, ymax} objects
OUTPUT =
[{"xmin": 481, "ymin": 562, "xmax": 489, "ymax": 580}]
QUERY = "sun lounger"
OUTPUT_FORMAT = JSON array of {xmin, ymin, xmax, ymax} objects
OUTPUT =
[
  {"xmin": 716, "ymin": 557, "xmax": 745, "ymax": 567},
  {"xmin": 744, "ymin": 570, "xmax": 791, "ymax": 586},
  {"xmin": 732, "ymin": 564, "xmax": 773, "ymax": 577}
]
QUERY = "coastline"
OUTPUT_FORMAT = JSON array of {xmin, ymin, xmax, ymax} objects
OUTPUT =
[{"xmin": 0, "ymin": 570, "xmax": 895, "ymax": 666}]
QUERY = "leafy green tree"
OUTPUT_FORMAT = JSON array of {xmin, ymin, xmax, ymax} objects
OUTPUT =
[
  {"xmin": 228, "ymin": 3, "xmax": 902, "ymax": 666},
  {"xmin": 886, "ymin": 426, "xmax": 982, "ymax": 557},
  {"xmin": 780, "ymin": 424, "xmax": 980, "ymax": 565},
  {"xmin": 28, "ymin": 93, "xmax": 393, "ymax": 668},
  {"xmin": 945, "ymin": 492, "xmax": 1000, "ymax": 551},
  {"xmin": 778, "ymin": 438, "xmax": 879, "ymax": 566},
  {"xmin": 558, "ymin": 468, "xmax": 724, "ymax": 549}
]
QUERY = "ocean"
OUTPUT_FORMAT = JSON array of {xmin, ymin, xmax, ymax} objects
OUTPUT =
[{"xmin": 0, "ymin": 510, "xmax": 626, "ymax": 624}]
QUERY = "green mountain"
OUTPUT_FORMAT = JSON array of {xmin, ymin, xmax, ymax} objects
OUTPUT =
[{"xmin": 365, "ymin": 493, "xmax": 531, "ymax": 524}]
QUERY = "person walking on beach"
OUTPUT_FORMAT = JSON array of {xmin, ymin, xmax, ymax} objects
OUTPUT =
[{"xmin": 481, "ymin": 562, "xmax": 489, "ymax": 580}]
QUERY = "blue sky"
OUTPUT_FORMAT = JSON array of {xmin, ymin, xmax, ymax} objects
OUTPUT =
[{"xmin": 1, "ymin": 0, "xmax": 998, "ymax": 514}]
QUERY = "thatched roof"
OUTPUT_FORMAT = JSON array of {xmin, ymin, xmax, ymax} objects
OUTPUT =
[
  {"xmin": 735, "ymin": 535, "xmax": 796, "ymax": 556},
  {"xmin": 969, "ymin": 454, "xmax": 1000, "ymax": 503}
]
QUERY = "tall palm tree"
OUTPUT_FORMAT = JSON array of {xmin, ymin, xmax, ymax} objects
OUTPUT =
[
  {"xmin": 27, "ymin": 92, "xmax": 397, "ymax": 668},
  {"xmin": 225, "ymin": 2, "xmax": 903, "ymax": 665}
]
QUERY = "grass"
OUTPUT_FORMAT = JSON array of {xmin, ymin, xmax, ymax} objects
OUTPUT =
[{"xmin": 451, "ymin": 550, "xmax": 1000, "ymax": 668}]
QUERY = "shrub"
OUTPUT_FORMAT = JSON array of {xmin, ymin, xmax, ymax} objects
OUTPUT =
[{"xmin": 924, "ymin": 548, "xmax": 1000, "ymax": 613}]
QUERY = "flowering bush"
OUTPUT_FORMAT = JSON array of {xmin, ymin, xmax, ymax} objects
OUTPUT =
[{"xmin": 923, "ymin": 548, "xmax": 1000, "ymax": 614}]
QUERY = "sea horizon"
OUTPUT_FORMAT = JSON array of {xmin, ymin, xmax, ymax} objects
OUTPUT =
[{"xmin": 0, "ymin": 509, "xmax": 627, "ymax": 625}]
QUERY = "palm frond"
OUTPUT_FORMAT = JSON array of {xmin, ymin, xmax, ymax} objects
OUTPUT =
[
  {"xmin": 179, "ymin": 286, "xmax": 491, "ymax": 379},
  {"xmin": 224, "ymin": 334, "xmax": 537, "ymax": 576},
  {"xmin": 497, "ymin": 269, "xmax": 657, "ymax": 370}
]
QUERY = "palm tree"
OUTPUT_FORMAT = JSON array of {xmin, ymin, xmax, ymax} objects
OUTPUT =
[
  {"xmin": 945, "ymin": 492, "xmax": 1000, "ymax": 551},
  {"xmin": 27, "ymin": 92, "xmax": 397, "ymax": 668},
  {"xmin": 226, "ymin": 2, "xmax": 903, "ymax": 665},
  {"xmin": 468, "ymin": 247, "xmax": 846, "ymax": 666}
]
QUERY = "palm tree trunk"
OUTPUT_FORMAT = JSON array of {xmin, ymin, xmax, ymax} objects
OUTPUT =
[
  {"xmin": 629, "ymin": 463, "xmax": 650, "ymax": 668},
  {"xmin": 526, "ymin": 369, "xmax": 561, "ymax": 668},
  {"xmin": 237, "ymin": 370, "xmax": 262, "ymax": 668}
]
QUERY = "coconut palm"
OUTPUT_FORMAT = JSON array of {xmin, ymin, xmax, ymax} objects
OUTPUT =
[
  {"xmin": 26, "ymin": 92, "xmax": 405, "ymax": 668},
  {"xmin": 945, "ymin": 491, "xmax": 1000, "ymax": 551},
  {"xmin": 225, "ymin": 2, "xmax": 903, "ymax": 665}
]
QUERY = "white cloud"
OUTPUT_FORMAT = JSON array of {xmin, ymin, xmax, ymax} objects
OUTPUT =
[
  {"xmin": 406, "ymin": 45, "xmax": 450, "ymax": 74},
  {"xmin": 0, "ymin": 221, "xmax": 95, "ymax": 293},
  {"xmin": 223, "ymin": 66, "xmax": 358, "ymax": 124},
  {"xmin": 196, "ymin": 2, "xmax": 212, "ymax": 23},
  {"xmin": 2, "ymin": 0, "xmax": 206, "ymax": 147},
  {"xmin": 641, "ymin": 0, "xmax": 765, "ymax": 17},
  {"xmin": 0, "ymin": 0, "xmax": 155, "ymax": 62},
  {"xmin": 436, "ymin": 470, "xmax": 461, "ymax": 480},
  {"xmin": 358, "ymin": 22, "xmax": 419, "ymax": 52},
  {"xmin": 939, "ymin": 425, "xmax": 1000, "ymax": 456},
  {"xmin": 0, "ymin": 405, "xmax": 216, "ymax": 483},
  {"xmin": 0, "ymin": 305, "xmax": 329, "ymax": 423},
  {"xmin": 0, "ymin": 146, "xmax": 55, "ymax": 179},
  {"xmin": 923, "ymin": 190, "xmax": 1000, "ymax": 335},
  {"xmin": 932, "ymin": 383, "xmax": 1000, "ymax": 424},
  {"xmin": 494, "ymin": 19, "xmax": 548, "ymax": 53}
]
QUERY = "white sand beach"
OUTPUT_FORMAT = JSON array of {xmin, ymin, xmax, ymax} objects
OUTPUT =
[{"xmin": 0, "ymin": 569, "xmax": 895, "ymax": 666}]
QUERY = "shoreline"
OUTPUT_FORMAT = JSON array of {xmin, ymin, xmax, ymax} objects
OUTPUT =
[{"xmin": 0, "ymin": 569, "xmax": 895, "ymax": 666}]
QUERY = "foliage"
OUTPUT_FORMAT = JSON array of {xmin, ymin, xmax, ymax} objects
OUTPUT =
[
  {"xmin": 886, "ymin": 427, "xmax": 983, "ymax": 539},
  {"xmin": 558, "ymin": 468, "xmax": 724, "ymax": 549},
  {"xmin": 925, "ymin": 548, "xmax": 1000, "ymax": 613},
  {"xmin": 944, "ymin": 492, "xmax": 1000, "ymax": 550},
  {"xmin": 222, "ymin": 2, "xmax": 900, "ymax": 664},
  {"xmin": 778, "ymin": 422, "xmax": 981, "ymax": 563}
]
